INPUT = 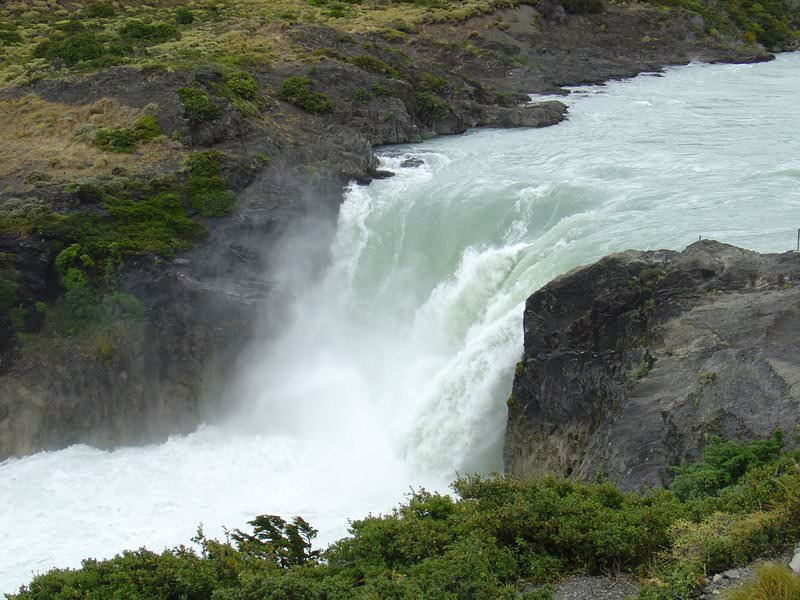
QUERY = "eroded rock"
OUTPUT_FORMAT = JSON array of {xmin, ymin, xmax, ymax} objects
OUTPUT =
[{"xmin": 505, "ymin": 240, "xmax": 800, "ymax": 489}]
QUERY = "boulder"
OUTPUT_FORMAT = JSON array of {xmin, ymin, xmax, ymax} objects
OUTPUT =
[{"xmin": 505, "ymin": 240, "xmax": 800, "ymax": 489}]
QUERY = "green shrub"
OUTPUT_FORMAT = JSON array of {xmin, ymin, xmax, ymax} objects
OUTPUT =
[
  {"xmin": 378, "ymin": 28, "xmax": 407, "ymax": 41},
  {"xmin": 224, "ymin": 71, "xmax": 259, "ymax": 100},
  {"xmin": 420, "ymin": 71, "xmax": 447, "ymax": 92},
  {"xmin": 56, "ymin": 20, "xmax": 87, "ymax": 34},
  {"xmin": 415, "ymin": 91, "xmax": 450, "ymax": 126},
  {"xmin": 175, "ymin": 7, "xmax": 195, "ymax": 25},
  {"xmin": 352, "ymin": 88, "xmax": 371, "ymax": 103},
  {"xmin": 348, "ymin": 54, "xmax": 400, "ymax": 77},
  {"xmin": 118, "ymin": 19, "xmax": 180, "ymax": 44},
  {"xmin": 667, "ymin": 509, "xmax": 791, "ymax": 575},
  {"xmin": 102, "ymin": 292, "xmax": 145, "ymax": 321},
  {"xmin": 389, "ymin": 17, "xmax": 417, "ymax": 33},
  {"xmin": 35, "ymin": 33, "xmax": 105, "ymax": 65},
  {"xmin": 231, "ymin": 515, "xmax": 320, "ymax": 567},
  {"xmin": 723, "ymin": 562, "xmax": 800, "ymax": 600},
  {"xmin": 13, "ymin": 547, "xmax": 227, "ymax": 599},
  {"xmin": 670, "ymin": 431, "xmax": 785, "ymax": 501},
  {"xmin": 28, "ymin": 182, "xmax": 207, "ymax": 333},
  {"xmin": 94, "ymin": 115, "xmax": 161, "ymax": 153},
  {"xmin": 371, "ymin": 82, "xmax": 391, "ymax": 96},
  {"xmin": 278, "ymin": 77, "xmax": 333, "ymax": 114},
  {"xmin": 86, "ymin": 2, "xmax": 115, "ymax": 18},
  {"xmin": 185, "ymin": 151, "xmax": 237, "ymax": 217},
  {"xmin": 0, "ymin": 24, "xmax": 23, "ymax": 46},
  {"xmin": 131, "ymin": 115, "xmax": 161, "ymax": 140},
  {"xmin": 178, "ymin": 87, "xmax": 222, "ymax": 124}
]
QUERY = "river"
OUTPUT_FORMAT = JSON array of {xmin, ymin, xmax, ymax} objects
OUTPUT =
[{"xmin": 1, "ymin": 52, "xmax": 799, "ymax": 594}]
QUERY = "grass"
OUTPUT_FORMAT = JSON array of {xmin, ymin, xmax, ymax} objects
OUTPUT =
[
  {"xmin": 723, "ymin": 563, "xmax": 800, "ymax": 600},
  {"xmin": 0, "ymin": 95, "xmax": 185, "ymax": 190}
]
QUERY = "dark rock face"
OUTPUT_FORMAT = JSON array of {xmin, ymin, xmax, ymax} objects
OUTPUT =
[{"xmin": 505, "ymin": 241, "xmax": 800, "ymax": 489}]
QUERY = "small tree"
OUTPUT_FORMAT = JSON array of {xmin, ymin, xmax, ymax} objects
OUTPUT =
[{"xmin": 230, "ymin": 515, "xmax": 321, "ymax": 568}]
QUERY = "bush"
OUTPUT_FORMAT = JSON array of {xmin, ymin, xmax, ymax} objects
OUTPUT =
[
  {"xmin": 231, "ymin": 515, "xmax": 320, "ymax": 567},
  {"xmin": 118, "ymin": 19, "xmax": 180, "ymax": 44},
  {"xmin": 353, "ymin": 88, "xmax": 371, "ymax": 103},
  {"xmin": 178, "ymin": 87, "xmax": 222, "ymax": 124},
  {"xmin": 420, "ymin": 71, "xmax": 448, "ymax": 92},
  {"xmin": 175, "ymin": 7, "xmax": 195, "ymax": 24},
  {"xmin": 278, "ymin": 77, "xmax": 333, "ymax": 114},
  {"xmin": 348, "ymin": 54, "xmax": 400, "ymax": 77},
  {"xmin": 185, "ymin": 152, "xmax": 237, "ymax": 217},
  {"xmin": 35, "ymin": 33, "xmax": 104, "ymax": 65},
  {"xmin": 94, "ymin": 115, "xmax": 161, "ymax": 153},
  {"xmin": 415, "ymin": 91, "xmax": 450, "ymax": 126},
  {"xmin": 0, "ymin": 24, "xmax": 23, "ymax": 46},
  {"xmin": 670, "ymin": 431, "xmax": 785, "ymax": 501},
  {"xmin": 371, "ymin": 82, "xmax": 391, "ymax": 96},
  {"xmin": 86, "ymin": 2, "xmax": 115, "ymax": 18},
  {"xmin": 56, "ymin": 20, "xmax": 86, "ymax": 34},
  {"xmin": 224, "ymin": 71, "xmax": 259, "ymax": 100}
]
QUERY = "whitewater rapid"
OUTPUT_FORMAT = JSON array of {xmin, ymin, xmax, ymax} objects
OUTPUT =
[{"xmin": 2, "ymin": 53, "xmax": 799, "ymax": 594}]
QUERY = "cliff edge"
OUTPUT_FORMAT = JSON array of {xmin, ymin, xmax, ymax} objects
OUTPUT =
[{"xmin": 505, "ymin": 240, "xmax": 800, "ymax": 489}]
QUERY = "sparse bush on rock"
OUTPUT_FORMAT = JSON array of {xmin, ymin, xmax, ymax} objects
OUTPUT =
[
  {"xmin": 278, "ymin": 76, "xmax": 334, "ymax": 114},
  {"xmin": 178, "ymin": 87, "xmax": 222, "ymax": 124}
]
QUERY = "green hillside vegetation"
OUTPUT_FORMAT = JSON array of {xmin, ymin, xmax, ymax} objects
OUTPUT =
[
  {"xmin": 0, "ymin": 155, "xmax": 235, "ymax": 335},
  {"xmin": 0, "ymin": 0, "xmax": 797, "ymax": 90},
  {"xmin": 8, "ymin": 434, "xmax": 799, "ymax": 599}
]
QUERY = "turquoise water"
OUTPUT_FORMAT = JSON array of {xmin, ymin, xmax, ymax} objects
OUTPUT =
[{"xmin": 1, "ymin": 53, "xmax": 799, "ymax": 594}]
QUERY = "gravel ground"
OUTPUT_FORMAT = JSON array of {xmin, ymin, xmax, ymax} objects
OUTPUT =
[{"xmin": 552, "ymin": 575, "xmax": 639, "ymax": 600}]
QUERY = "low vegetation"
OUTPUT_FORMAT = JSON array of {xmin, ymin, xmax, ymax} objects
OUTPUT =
[
  {"xmin": 185, "ymin": 151, "xmax": 238, "ymax": 217},
  {"xmin": 723, "ymin": 563, "xmax": 800, "ymax": 600},
  {"xmin": 93, "ymin": 115, "xmax": 162, "ymax": 153},
  {"xmin": 279, "ymin": 76, "xmax": 334, "ymax": 114},
  {"xmin": 0, "ymin": 142, "xmax": 238, "ymax": 336},
  {"xmin": 8, "ymin": 435, "xmax": 800, "ymax": 599},
  {"xmin": 415, "ymin": 90, "xmax": 451, "ymax": 126},
  {"xmin": 178, "ymin": 87, "xmax": 223, "ymax": 125}
]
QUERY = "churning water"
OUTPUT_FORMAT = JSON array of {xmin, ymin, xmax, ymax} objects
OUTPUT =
[{"xmin": 2, "ymin": 53, "xmax": 799, "ymax": 594}]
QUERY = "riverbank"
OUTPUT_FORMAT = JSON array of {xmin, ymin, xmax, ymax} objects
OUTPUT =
[{"xmin": 0, "ymin": 0, "xmax": 789, "ymax": 461}]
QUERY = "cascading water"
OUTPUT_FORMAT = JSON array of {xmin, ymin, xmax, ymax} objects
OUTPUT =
[{"xmin": 1, "ymin": 53, "xmax": 799, "ymax": 594}]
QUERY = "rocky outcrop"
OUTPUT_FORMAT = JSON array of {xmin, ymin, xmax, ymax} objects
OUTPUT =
[{"xmin": 505, "ymin": 240, "xmax": 800, "ymax": 489}]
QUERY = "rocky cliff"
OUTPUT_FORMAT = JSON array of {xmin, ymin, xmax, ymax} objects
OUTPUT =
[
  {"xmin": 505, "ymin": 240, "xmax": 800, "ymax": 489},
  {"xmin": 0, "ymin": 0, "xmax": 787, "ymax": 460}
]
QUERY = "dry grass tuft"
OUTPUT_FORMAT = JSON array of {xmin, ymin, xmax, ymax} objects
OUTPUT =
[{"xmin": 723, "ymin": 563, "xmax": 800, "ymax": 600}]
